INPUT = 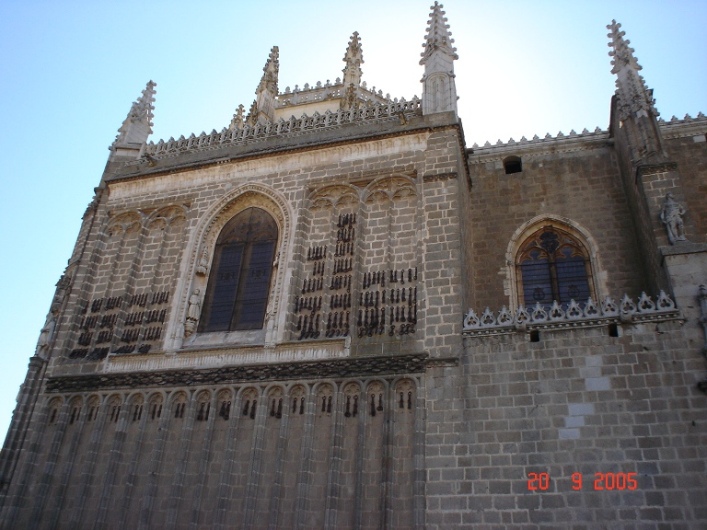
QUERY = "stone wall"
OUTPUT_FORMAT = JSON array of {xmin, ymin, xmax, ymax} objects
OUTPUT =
[
  {"xmin": 4, "ymin": 375, "xmax": 423, "ymax": 529},
  {"xmin": 423, "ymin": 320, "xmax": 707, "ymax": 528}
]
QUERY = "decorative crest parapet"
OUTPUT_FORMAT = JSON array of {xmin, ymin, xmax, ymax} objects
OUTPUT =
[
  {"xmin": 658, "ymin": 112, "xmax": 707, "ymax": 139},
  {"xmin": 658, "ymin": 112, "xmax": 706, "ymax": 125},
  {"xmin": 470, "ymin": 112, "xmax": 705, "ymax": 154},
  {"xmin": 137, "ymin": 97, "xmax": 421, "ymax": 163},
  {"xmin": 277, "ymin": 80, "xmax": 393, "ymax": 108},
  {"xmin": 463, "ymin": 292, "xmax": 678, "ymax": 336},
  {"xmin": 471, "ymin": 127, "xmax": 607, "ymax": 153}
]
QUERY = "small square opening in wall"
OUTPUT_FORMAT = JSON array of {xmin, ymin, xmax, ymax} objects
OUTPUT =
[
  {"xmin": 608, "ymin": 323, "xmax": 619, "ymax": 337},
  {"xmin": 503, "ymin": 155, "xmax": 522, "ymax": 174},
  {"xmin": 529, "ymin": 329, "xmax": 540, "ymax": 342}
]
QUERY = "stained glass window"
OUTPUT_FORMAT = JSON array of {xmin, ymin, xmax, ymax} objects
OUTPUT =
[
  {"xmin": 517, "ymin": 227, "xmax": 593, "ymax": 307},
  {"xmin": 199, "ymin": 208, "xmax": 278, "ymax": 332}
]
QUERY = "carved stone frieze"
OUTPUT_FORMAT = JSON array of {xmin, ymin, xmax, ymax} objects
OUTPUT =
[
  {"xmin": 463, "ymin": 292, "xmax": 680, "ymax": 336},
  {"xmin": 137, "ymin": 99, "xmax": 422, "ymax": 164},
  {"xmin": 46, "ymin": 353, "xmax": 429, "ymax": 393}
]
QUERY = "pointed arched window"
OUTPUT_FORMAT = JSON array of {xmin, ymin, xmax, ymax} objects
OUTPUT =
[
  {"xmin": 199, "ymin": 208, "xmax": 278, "ymax": 332},
  {"xmin": 516, "ymin": 226, "xmax": 594, "ymax": 307}
]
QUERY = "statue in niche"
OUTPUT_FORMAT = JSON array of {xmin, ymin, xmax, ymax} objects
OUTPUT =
[
  {"xmin": 195, "ymin": 249, "xmax": 209, "ymax": 276},
  {"xmin": 660, "ymin": 193, "xmax": 687, "ymax": 244},
  {"xmin": 184, "ymin": 289, "xmax": 201, "ymax": 337}
]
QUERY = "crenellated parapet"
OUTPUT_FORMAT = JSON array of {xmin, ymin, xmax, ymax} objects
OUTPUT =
[
  {"xmin": 658, "ymin": 111, "xmax": 707, "ymax": 140},
  {"xmin": 468, "ymin": 112, "xmax": 706, "ymax": 166},
  {"xmin": 463, "ymin": 292, "xmax": 679, "ymax": 336},
  {"xmin": 136, "ymin": 97, "xmax": 421, "ymax": 163},
  {"xmin": 470, "ymin": 127, "xmax": 608, "ymax": 156}
]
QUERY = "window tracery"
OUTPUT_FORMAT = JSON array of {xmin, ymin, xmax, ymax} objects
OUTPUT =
[{"xmin": 516, "ymin": 226, "xmax": 594, "ymax": 307}]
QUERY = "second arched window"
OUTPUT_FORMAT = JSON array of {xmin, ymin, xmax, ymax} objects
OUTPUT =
[
  {"xmin": 199, "ymin": 207, "xmax": 278, "ymax": 332},
  {"xmin": 516, "ymin": 226, "xmax": 594, "ymax": 307}
]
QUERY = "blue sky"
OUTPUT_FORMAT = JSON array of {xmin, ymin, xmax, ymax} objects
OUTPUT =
[{"xmin": 0, "ymin": 1, "xmax": 705, "ymax": 442}]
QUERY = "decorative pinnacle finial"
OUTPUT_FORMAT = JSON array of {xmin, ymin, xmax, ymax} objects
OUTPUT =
[
  {"xmin": 420, "ymin": 2, "xmax": 458, "ymax": 65},
  {"xmin": 256, "ymin": 46, "xmax": 279, "ymax": 96},
  {"xmin": 607, "ymin": 20, "xmax": 642, "ymax": 75},
  {"xmin": 112, "ymin": 80, "xmax": 156, "ymax": 149},
  {"xmin": 229, "ymin": 104, "xmax": 245, "ymax": 131},
  {"xmin": 342, "ymin": 31, "xmax": 364, "ymax": 87},
  {"xmin": 419, "ymin": 2, "xmax": 458, "ymax": 116},
  {"xmin": 606, "ymin": 20, "xmax": 656, "ymax": 119}
]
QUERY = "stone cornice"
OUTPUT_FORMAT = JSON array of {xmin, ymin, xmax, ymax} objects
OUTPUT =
[
  {"xmin": 46, "ymin": 353, "xmax": 429, "ymax": 393},
  {"xmin": 660, "ymin": 242, "xmax": 707, "ymax": 258}
]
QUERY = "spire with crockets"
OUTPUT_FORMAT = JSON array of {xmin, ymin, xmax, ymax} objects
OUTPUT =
[
  {"xmin": 607, "ymin": 20, "xmax": 666, "ymax": 162},
  {"xmin": 342, "ymin": 31, "xmax": 364, "ymax": 89},
  {"xmin": 607, "ymin": 20, "xmax": 657, "ymax": 121},
  {"xmin": 420, "ymin": 2, "xmax": 458, "ymax": 116},
  {"xmin": 112, "ymin": 80, "xmax": 156, "ymax": 152},
  {"xmin": 249, "ymin": 46, "xmax": 279, "ymax": 124}
]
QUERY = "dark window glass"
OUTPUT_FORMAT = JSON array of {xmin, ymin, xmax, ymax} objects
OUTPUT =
[
  {"xmin": 200, "ymin": 208, "xmax": 277, "ymax": 332},
  {"xmin": 517, "ymin": 227, "xmax": 593, "ymax": 307}
]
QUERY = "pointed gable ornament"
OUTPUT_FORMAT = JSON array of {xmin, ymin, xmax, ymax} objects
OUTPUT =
[
  {"xmin": 112, "ymin": 80, "xmax": 156, "ymax": 153},
  {"xmin": 420, "ymin": 2, "xmax": 458, "ymax": 116}
]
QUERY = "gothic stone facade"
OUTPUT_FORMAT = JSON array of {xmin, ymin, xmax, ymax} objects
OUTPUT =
[{"xmin": 1, "ymin": 6, "xmax": 706, "ymax": 530}]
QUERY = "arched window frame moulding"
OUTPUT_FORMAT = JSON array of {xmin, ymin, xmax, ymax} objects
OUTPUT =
[
  {"xmin": 505, "ymin": 215, "xmax": 607, "ymax": 311},
  {"xmin": 166, "ymin": 183, "xmax": 293, "ymax": 351}
]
